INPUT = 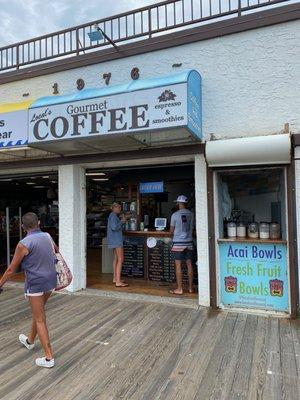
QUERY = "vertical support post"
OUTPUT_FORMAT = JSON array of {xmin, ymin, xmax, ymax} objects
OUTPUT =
[
  {"xmin": 288, "ymin": 157, "xmax": 299, "ymax": 317},
  {"xmin": 59, "ymin": 165, "xmax": 86, "ymax": 292},
  {"xmin": 6, "ymin": 207, "xmax": 10, "ymax": 266},
  {"xmin": 19, "ymin": 207, "xmax": 22, "ymax": 241},
  {"xmin": 238, "ymin": 0, "xmax": 242, "ymax": 16},
  {"xmin": 148, "ymin": 8, "xmax": 152, "ymax": 38},
  {"xmin": 195, "ymin": 154, "xmax": 211, "ymax": 307},
  {"xmin": 76, "ymin": 28, "xmax": 80, "ymax": 55},
  {"xmin": 16, "ymin": 44, "xmax": 20, "ymax": 69},
  {"xmin": 137, "ymin": 183, "xmax": 141, "ymax": 225},
  {"xmin": 207, "ymin": 167, "xmax": 217, "ymax": 309}
]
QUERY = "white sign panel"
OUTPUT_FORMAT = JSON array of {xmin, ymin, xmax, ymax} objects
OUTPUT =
[
  {"xmin": 29, "ymin": 83, "xmax": 188, "ymax": 143},
  {"xmin": 0, "ymin": 109, "xmax": 28, "ymax": 148}
]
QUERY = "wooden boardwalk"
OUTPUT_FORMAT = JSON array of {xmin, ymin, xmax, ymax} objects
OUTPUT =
[{"xmin": 0, "ymin": 287, "xmax": 299, "ymax": 400}]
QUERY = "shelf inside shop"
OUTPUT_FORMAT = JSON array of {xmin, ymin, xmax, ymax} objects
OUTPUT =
[{"xmin": 218, "ymin": 238, "xmax": 287, "ymax": 244}]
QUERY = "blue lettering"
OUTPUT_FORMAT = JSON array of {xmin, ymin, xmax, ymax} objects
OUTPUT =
[
  {"xmin": 277, "ymin": 250, "xmax": 282, "ymax": 260},
  {"xmin": 252, "ymin": 246, "xmax": 258, "ymax": 258},
  {"xmin": 264, "ymin": 249, "xmax": 274, "ymax": 259},
  {"xmin": 227, "ymin": 245, "xmax": 234, "ymax": 257}
]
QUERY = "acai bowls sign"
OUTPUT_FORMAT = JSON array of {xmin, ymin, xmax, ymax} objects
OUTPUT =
[{"xmin": 219, "ymin": 242, "xmax": 289, "ymax": 312}]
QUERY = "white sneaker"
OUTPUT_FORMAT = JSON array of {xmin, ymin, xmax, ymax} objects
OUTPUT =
[
  {"xmin": 35, "ymin": 357, "xmax": 55, "ymax": 368},
  {"xmin": 19, "ymin": 334, "xmax": 35, "ymax": 350}
]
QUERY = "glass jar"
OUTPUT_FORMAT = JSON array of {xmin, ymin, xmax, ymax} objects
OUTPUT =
[
  {"xmin": 248, "ymin": 222, "xmax": 259, "ymax": 238},
  {"xmin": 227, "ymin": 222, "xmax": 237, "ymax": 238},
  {"xmin": 270, "ymin": 223, "xmax": 280, "ymax": 239},
  {"xmin": 130, "ymin": 218, "xmax": 137, "ymax": 231},
  {"xmin": 259, "ymin": 222, "xmax": 270, "ymax": 239},
  {"xmin": 237, "ymin": 222, "xmax": 246, "ymax": 238},
  {"xmin": 130, "ymin": 202, "xmax": 137, "ymax": 212}
]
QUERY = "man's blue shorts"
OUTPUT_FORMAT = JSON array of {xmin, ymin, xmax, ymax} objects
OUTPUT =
[{"xmin": 172, "ymin": 248, "xmax": 193, "ymax": 261}]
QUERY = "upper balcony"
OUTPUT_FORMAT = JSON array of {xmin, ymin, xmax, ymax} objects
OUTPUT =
[{"xmin": 0, "ymin": 0, "xmax": 298, "ymax": 82}]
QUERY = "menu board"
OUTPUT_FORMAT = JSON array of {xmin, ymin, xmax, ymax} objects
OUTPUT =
[
  {"xmin": 148, "ymin": 238, "xmax": 176, "ymax": 282},
  {"xmin": 122, "ymin": 236, "xmax": 145, "ymax": 278},
  {"xmin": 148, "ymin": 239, "xmax": 165, "ymax": 281},
  {"xmin": 122, "ymin": 234, "xmax": 198, "ymax": 286},
  {"xmin": 148, "ymin": 238, "xmax": 198, "ymax": 284}
]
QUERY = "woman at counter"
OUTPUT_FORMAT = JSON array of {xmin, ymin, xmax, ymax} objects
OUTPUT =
[{"xmin": 107, "ymin": 203, "xmax": 129, "ymax": 287}]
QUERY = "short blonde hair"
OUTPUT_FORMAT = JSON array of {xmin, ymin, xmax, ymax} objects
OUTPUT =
[{"xmin": 112, "ymin": 202, "xmax": 121, "ymax": 209}]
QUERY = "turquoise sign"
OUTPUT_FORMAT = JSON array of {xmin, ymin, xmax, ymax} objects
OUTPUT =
[
  {"xmin": 219, "ymin": 242, "xmax": 289, "ymax": 312},
  {"xmin": 140, "ymin": 181, "xmax": 164, "ymax": 194}
]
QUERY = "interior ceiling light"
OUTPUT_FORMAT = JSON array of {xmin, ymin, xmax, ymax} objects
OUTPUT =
[
  {"xmin": 34, "ymin": 186, "xmax": 46, "ymax": 188},
  {"xmin": 42, "ymin": 176, "xmax": 50, "ymax": 179},
  {"xmin": 93, "ymin": 178, "xmax": 109, "ymax": 181},
  {"xmin": 0, "ymin": 178, "xmax": 12, "ymax": 181},
  {"xmin": 26, "ymin": 182, "xmax": 35, "ymax": 185},
  {"xmin": 86, "ymin": 172, "xmax": 106, "ymax": 176},
  {"xmin": 51, "ymin": 180, "xmax": 57, "ymax": 183}
]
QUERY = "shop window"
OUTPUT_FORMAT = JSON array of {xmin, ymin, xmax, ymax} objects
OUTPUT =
[
  {"xmin": 217, "ymin": 168, "xmax": 286, "ymax": 241},
  {"xmin": 216, "ymin": 167, "xmax": 290, "ymax": 313}
]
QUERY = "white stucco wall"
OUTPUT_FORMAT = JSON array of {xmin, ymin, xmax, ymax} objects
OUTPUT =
[
  {"xmin": 59, "ymin": 165, "xmax": 86, "ymax": 291},
  {"xmin": 0, "ymin": 20, "xmax": 299, "ymax": 140},
  {"xmin": 195, "ymin": 154, "xmax": 210, "ymax": 306}
]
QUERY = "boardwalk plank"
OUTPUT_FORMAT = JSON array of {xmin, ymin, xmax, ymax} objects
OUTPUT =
[
  {"xmin": 263, "ymin": 318, "xmax": 283, "ymax": 400},
  {"xmin": 230, "ymin": 314, "xmax": 258, "ymax": 400},
  {"xmin": 0, "ymin": 288, "xmax": 299, "ymax": 400},
  {"xmin": 247, "ymin": 316, "xmax": 269, "ymax": 400},
  {"xmin": 170, "ymin": 310, "xmax": 227, "ymax": 400},
  {"xmin": 193, "ymin": 312, "xmax": 239, "ymax": 399},
  {"xmin": 59, "ymin": 305, "xmax": 186, "ymax": 400},
  {"xmin": 0, "ymin": 298, "xmax": 135, "ymax": 399},
  {"xmin": 279, "ymin": 319, "xmax": 300, "ymax": 400}
]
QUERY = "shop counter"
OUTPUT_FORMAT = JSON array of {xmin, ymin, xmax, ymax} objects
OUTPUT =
[
  {"xmin": 217, "ymin": 237, "xmax": 289, "ymax": 313},
  {"xmin": 120, "ymin": 231, "xmax": 197, "ymax": 284},
  {"xmin": 124, "ymin": 230, "xmax": 172, "ymax": 237}
]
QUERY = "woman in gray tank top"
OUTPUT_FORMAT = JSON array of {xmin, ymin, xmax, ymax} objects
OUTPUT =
[{"xmin": 0, "ymin": 212, "xmax": 57, "ymax": 368}]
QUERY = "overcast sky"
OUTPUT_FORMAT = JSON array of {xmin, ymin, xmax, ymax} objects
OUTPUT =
[{"xmin": 0, "ymin": 0, "xmax": 163, "ymax": 45}]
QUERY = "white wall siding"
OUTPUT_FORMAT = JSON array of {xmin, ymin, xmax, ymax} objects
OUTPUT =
[
  {"xmin": 0, "ymin": 20, "xmax": 299, "ymax": 140},
  {"xmin": 59, "ymin": 165, "xmax": 86, "ymax": 291},
  {"xmin": 195, "ymin": 154, "xmax": 210, "ymax": 306}
]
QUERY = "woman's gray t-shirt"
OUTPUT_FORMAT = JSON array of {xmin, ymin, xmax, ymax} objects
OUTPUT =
[{"xmin": 20, "ymin": 229, "xmax": 57, "ymax": 294}]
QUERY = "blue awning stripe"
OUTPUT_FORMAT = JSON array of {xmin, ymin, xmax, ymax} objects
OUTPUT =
[{"xmin": 30, "ymin": 69, "xmax": 199, "ymax": 109}]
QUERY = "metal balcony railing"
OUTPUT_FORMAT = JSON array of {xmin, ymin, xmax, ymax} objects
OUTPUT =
[{"xmin": 0, "ymin": 0, "xmax": 293, "ymax": 73}]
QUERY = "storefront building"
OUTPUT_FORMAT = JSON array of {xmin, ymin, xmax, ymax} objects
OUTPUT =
[{"xmin": 0, "ymin": 1, "xmax": 299, "ymax": 315}]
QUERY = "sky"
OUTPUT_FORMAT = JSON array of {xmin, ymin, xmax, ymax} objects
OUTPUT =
[{"xmin": 0, "ymin": 0, "xmax": 163, "ymax": 46}]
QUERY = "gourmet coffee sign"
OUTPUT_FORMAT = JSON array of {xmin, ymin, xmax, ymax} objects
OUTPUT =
[{"xmin": 28, "ymin": 83, "xmax": 196, "ymax": 144}]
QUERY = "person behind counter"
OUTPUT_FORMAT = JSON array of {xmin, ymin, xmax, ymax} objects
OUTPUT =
[
  {"xmin": 107, "ymin": 202, "xmax": 129, "ymax": 288},
  {"xmin": 169, "ymin": 195, "xmax": 194, "ymax": 295}
]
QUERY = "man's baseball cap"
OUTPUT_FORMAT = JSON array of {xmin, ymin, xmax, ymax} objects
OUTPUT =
[{"xmin": 174, "ymin": 195, "xmax": 188, "ymax": 203}]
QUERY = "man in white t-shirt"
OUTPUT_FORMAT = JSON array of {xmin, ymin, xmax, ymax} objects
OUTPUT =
[{"xmin": 169, "ymin": 195, "xmax": 194, "ymax": 295}]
